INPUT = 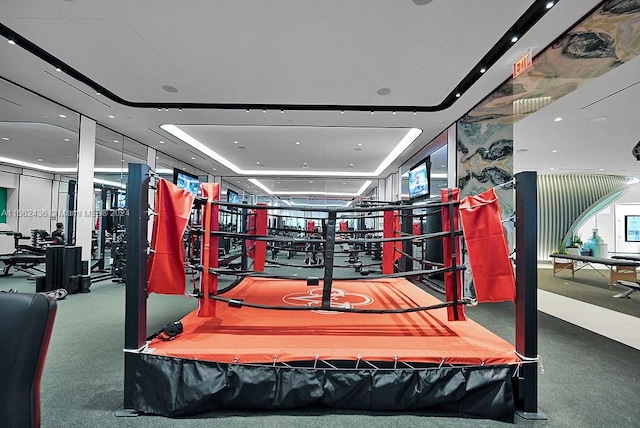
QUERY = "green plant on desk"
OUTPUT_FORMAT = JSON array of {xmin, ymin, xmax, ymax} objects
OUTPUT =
[{"xmin": 567, "ymin": 234, "xmax": 583, "ymax": 249}]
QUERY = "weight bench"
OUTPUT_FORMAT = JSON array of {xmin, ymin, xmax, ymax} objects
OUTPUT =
[
  {"xmin": 614, "ymin": 280, "xmax": 640, "ymax": 299},
  {"xmin": 548, "ymin": 253, "xmax": 639, "ymax": 289},
  {"xmin": 0, "ymin": 253, "xmax": 46, "ymax": 277}
]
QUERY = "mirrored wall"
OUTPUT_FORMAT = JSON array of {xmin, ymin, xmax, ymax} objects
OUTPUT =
[{"xmin": 0, "ymin": 78, "xmax": 79, "ymax": 254}]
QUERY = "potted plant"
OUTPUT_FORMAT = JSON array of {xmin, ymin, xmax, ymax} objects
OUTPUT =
[{"xmin": 566, "ymin": 234, "xmax": 582, "ymax": 256}]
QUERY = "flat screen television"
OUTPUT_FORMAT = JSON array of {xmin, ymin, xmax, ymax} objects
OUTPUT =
[
  {"xmin": 173, "ymin": 168, "xmax": 200, "ymax": 196},
  {"xmin": 408, "ymin": 159, "xmax": 430, "ymax": 200},
  {"xmin": 227, "ymin": 189, "xmax": 240, "ymax": 204},
  {"xmin": 625, "ymin": 215, "xmax": 640, "ymax": 242}
]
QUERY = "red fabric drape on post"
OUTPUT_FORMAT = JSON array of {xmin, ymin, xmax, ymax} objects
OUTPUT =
[
  {"xmin": 394, "ymin": 212, "xmax": 402, "ymax": 262},
  {"xmin": 459, "ymin": 188, "xmax": 516, "ymax": 303},
  {"xmin": 253, "ymin": 206, "xmax": 268, "ymax": 272},
  {"xmin": 197, "ymin": 183, "xmax": 220, "ymax": 317},
  {"xmin": 147, "ymin": 179, "xmax": 195, "ymax": 295},
  {"xmin": 382, "ymin": 211, "xmax": 395, "ymax": 274},
  {"xmin": 441, "ymin": 188, "xmax": 466, "ymax": 322}
]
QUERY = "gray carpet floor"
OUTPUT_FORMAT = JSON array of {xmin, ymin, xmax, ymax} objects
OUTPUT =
[{"xmin": 2, "ymin": 259, "xmax": 640, "ymax": 427}]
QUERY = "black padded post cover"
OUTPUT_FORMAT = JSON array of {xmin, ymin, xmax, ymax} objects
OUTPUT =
[{"xmin": 0, "ymin": 292, "xmax": 57, "ymax": 428}]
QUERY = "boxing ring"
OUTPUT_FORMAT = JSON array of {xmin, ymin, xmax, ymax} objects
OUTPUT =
[{"xmin": 120, "ymin": 165, "xmax": 542, "ymax": 423}]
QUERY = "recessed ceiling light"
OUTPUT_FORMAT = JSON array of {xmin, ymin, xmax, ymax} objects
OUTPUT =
[
  {"xmin": 295, "ymin": 141, "xmax": 300, "ymax": 145},
  {"xmin": 357, "ymin": 143, "xmax": 362, "ymax": 146},
  {"xmin": 349, "ymin": 163, "xmax": 354, "ymax": 166},
  {"xmin": 96, "ymin": 92, "xmax": 101, "ymax": 96},
  {"xmin": 341, "ymin": 110, "xmax": 344, "ymax": 114},
  {"xmin": 64, "ymin": 138, "xmax": 70, "ymax": 141},
  {"xmin": 552, "ymin": 149, "xmax": 558, "ymax": 153},
  {"xmin": 554, "ymin": 117, "xmax": 562, "ymax": 122},
  {"xmin": 37, "ymin": 158, "xmax": 43, "ymax": 161},
  {"xmin": 191, "ymin": 157, "xmax": 196, "ymax": 160},
  {"xmin": 256, "ymin": 161, "xmax": 261, "ymax": 164},
  {"xmin": 8, "ymin": 40, "xmax": 16, "ymax": 45},
  {"xmin": 550, "ymin": 167, "xmax": 555, "ymax": 170},
  {"xmin": 303, "ymin": 162, "xmax": 307, "ymax": 166},
  {"xmin": 155, "ymin": 156, "xmax": 159, "ymax": 159},
  {"xmin": 234, "ymin": 140, "xmax": 239, "ymax": 144},
  {"xmin": 546, "ymin": 2, "xmax": 554, "ymax": 9},
  {"xmin": 455, "ymin": 93, "xmax": 461, "ymax": 98},
  {"xmin": 589, "ymin": 116, "xmax": 608, "ymax": 123},
  {"xmin": 55, "ymin": 68, "xmax": 62, "ymax": 72},
  {"xmin": 441, "ymin": 164, "xmax": 445, "ymax": 168},
  {"xmin": 108, "ymin": 115, "xmax": 115, "ymax": 119},
  {"xmin": 392, "ymin": 111, "xmax": 396, "ymax": 115},
  {"xmin": 309, "ymin": 180, "xmax": 313, "ymax": 183},
  {"xmin": 280, "ymin": 109, "xmax": 284, "ymax": 113},
  {"xmin": 182, "ymin": 167, "xmax": 186, "ymax": 170},
  {"xmin": 1, "ymin": 137, "xmax": 9, "ymax": 141},
  {"xmin": 370, "ymin": 111, "xmax": 374, "ymax": 114},
  {"xmin": 511, "ymin": 36, "xmax": 518, "ymax": 43},
  {"xmin": 480, "ymin": 68, "xmax": 486, "ymax": 73},
  {"xmin": 114, "ymin": 140, "xmax": 119, "ymax": 143},
  {"xmin": 159, "ymin": 140, "xmax": 165, "ymax": 144},
  {"xmin": 599, "ymin": 168, "xmax": 604, "ymax": 171},
  {"xmin": 59, "ymin": 114, "xmax": 66, "ymax": 118}
]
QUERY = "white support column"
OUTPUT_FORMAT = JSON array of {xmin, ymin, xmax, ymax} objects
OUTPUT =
[
  {"xmin": 77, "ymin": 116, "xmax": 96, "ymax": 266},
  {"xmin": 447, "ymin": 124, "xmax": 457, "ymax": 189}
]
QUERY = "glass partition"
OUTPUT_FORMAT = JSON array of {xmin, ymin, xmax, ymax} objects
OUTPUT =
[{"xmin": 0, "ymin": 78, "xmax": 79, "ymax": 253}]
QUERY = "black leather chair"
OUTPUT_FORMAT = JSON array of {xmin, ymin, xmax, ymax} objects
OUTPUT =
[{"xmin": 0, "ymin": 292, "xmax": 57, "ymax": 428}]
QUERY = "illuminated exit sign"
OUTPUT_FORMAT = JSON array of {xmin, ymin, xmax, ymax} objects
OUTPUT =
[{"xmin": 512, "ymin": 49, "xmax": 532, "ymax": 78}]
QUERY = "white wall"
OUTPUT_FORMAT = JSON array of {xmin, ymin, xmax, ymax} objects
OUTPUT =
[
  {"xmin": 17, "ymin": 174, "xmax": 53, "ymax": 234},
  {"xmin": 576, "ymin": 183, "xmax": 640, "ymax": 255}
]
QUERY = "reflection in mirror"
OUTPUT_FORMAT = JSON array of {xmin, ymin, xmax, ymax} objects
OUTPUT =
[
  {"xmin": 156, "ymin": 152, "xmax": 208, "ymax": 187},
  {"xmin": 93, "ymin": 126, "xmax": 150, "ymax": 272},
  {"xmin": 0, "ymin": 78, "xmax": 79, "ymax": 254},
  {"xmin": 400, "ymin": 140, "xmax": 448, "ymax": 202}
]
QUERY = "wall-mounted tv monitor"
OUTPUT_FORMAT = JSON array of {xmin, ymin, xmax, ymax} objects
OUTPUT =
[
  {"xmin": 173, "ymin": 168, "xmax": 200, "ymax": 196},
  {"xmin": 227, "ymin": 189, "xmax": 240, "ymax": 204},
  {"xmin": 625, "ymin": 215, "xmax": 640, "ymax": 242},
  {"xmin": 408, "ymin": 159, "xmax": 430, "ymax": 200}
]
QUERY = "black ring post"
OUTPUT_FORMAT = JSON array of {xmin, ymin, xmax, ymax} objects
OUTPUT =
[
  {"xmin": 321, "ymin": 211, "xmax": 337, "ymax": 309},
  {"xmin": 514, "ymin": 171, "xmax": 546, "ymax": 420},
  {"xmin": 117, "ymin": 163, "xmax": 149, "ymax": 416},
  {"xmin": 241, "ymin": 203, "xmax": 248, "ymax": 271},
  {"xmin": 401, "ymin": 206, "xmax": 414, "ymax": 273}
]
